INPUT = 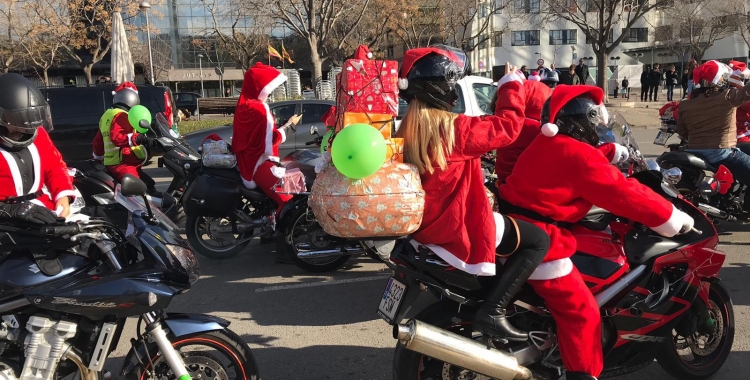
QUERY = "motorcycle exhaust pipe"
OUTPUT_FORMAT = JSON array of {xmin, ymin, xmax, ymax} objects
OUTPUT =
[
  {"xmin": 296, "ymin": 247, "xmax": 363, "ymax": 259},
  {"xmin": 213, "ymin": 219, "xmax": 267, "ymax": 234},
  {"xmin": 394, "ymin": 319, "xmax": 533, "ymax": 380}
]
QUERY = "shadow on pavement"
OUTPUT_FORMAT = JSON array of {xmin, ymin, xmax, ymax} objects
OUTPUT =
[{"xmin": 714, "ymin": 262, "xmax": 750, "ymax": 306}]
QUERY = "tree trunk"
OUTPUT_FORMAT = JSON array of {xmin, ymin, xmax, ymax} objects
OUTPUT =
[
  {"xmin": 309, "ymin": 34, "xmax": 324, "ymax": 89},
  {"xmin": 596, "ymin": 50, "xmax": 609, "ymax": 101},
  {"xmin": 43, "ymin": 69, "xmax": 49, "ymax": 87},
  {"xmin": 82, "ymin": 63, "xmax": 94, "ymax": 85}
]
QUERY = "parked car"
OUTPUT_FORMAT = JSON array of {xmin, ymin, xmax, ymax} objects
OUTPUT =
[
  {"xmin": 174, "ymin": 92, "xmax": 202, "ymax": 115},
  {"xmin": 394, "ymin": 75, "xmax": 495, "ymax": 130},
  {"xmin": 184, "ymin": 99, "xmax": 335, "ymax": 158},
  {"xmin": 43, "ymin": 85, "xmax": 176, "ymax": 160}
]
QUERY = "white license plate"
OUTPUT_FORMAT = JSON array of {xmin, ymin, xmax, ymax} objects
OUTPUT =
[
  {"xmin": 377, "ymin": 277, "xmax": 407, "ymax": 324},
  {"xmin": 653, "ymin": 131, "xmax": 672, "ymax": 145}
]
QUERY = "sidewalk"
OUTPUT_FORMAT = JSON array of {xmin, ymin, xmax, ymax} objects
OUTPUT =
[{"xmin": 604, "ymin": 87, "xmax": 686, "ymax": 108}]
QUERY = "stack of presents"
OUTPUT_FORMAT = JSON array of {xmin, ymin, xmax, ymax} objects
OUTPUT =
[{"xmin": 310, "ymin": 45, "xmax": 425, "ymax": 239}]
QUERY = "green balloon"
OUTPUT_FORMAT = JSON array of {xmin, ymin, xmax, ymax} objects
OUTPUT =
[
  {"xmin": 331, "ymin": 123, "xmax": 386, "ymax": 179},
  {"xmin": 320, "ymin": 129, "xmax": 335, "ymax": 153},
  {"xmin": 128, "ymin": 105, "xmax": 152, "ymax": 133}
]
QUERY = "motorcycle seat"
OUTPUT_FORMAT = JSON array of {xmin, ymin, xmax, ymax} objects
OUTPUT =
[
  {"xmin": 660, "ymin": 151, "xmax": 714, "ymax": 171},
  {"xmin": 203, "ymin": 167, "xmax": 241, "ymax": 182},
  {"xmin": 241, "ymin": 186, "xmax": 269, "ymax": 202}
]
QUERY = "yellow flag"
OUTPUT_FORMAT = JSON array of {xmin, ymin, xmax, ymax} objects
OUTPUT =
[
  {"xmin": 282, "ymin": 43, "xmax": 294, "ymax": 64},
  {"xmin": 268, "ymin": 45, "xmax": 281, "ymax": 59}
]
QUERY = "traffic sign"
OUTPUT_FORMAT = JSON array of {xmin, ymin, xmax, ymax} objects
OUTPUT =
[{"xmin": 537, "ymin": 58, "xmax": 544, "ymax": 66}]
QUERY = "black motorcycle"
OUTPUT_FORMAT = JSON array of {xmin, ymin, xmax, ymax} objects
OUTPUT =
[
  {"xmin": 0, "ymin": 175, "xmax": 259, "ymax": 380},
  {"xmin": 183, "ymin": 127, "xmax": 367, "ymax": 272},
  {"xmin": 653, "ymin": 119, "xmax": 748, "ymax": 222}
]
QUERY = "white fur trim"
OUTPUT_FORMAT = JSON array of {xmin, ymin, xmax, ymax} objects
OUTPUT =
[
  {"xmin": 258, "ymin": 73, "xmax": 288, "ymax": 102},
  {"xmin": 409, "ymin": 239, "xmax": 496, "ymax": 276},
  {"xmin": 27, "ymin": 143, "xmax": 41, "ymax": 193},
  {"xmin": 278, "ymin": 127, "xmax": 287, "ymax": 144},
  {"xmin": 0, "ymin": 149, "xmax": 22, "ymax": 195},
  {"xmin": 367, "ymin": 52, "xmax": 373, "ymax": 58},
  {"xmin": 650, "ymin": 204, "xmax": 684, "ymax": 237},
  {"xmin": 92, "ymin": 153, "xmax": 104, "ymax": 160},
  {"xmin": 54, "ymin": 189, "xmax": 78, "ymax": 203},
  {"xmin": 711, "ymin": 63, "xmax": 729, "ymax": 85},
  {"xmin": 112, "ymin": 91, "xmax": 117, "ymax": 95},
  {"xmin": 528, "ymin": 75, "xmax": 541, "ymax": 81},
  {"xmin": 494, "ymin": 212, "xmax": 505, "ymax": 248},
  {"xmin": 127, "ymin": 133, "xmax": 135, "ymax": 147},
  {"xmin": 398, "ymin": 78, "xmax": 409, "ymax": 90},
  {"xmin": 497, "ymin": 72, "xmax": 524, "ymax": 88},
  {"xmin": 270, "ymin": 165, "xmax": 286, "ymax": 179},
  {"xmin": 541, "ymin": 123, "xmax": 558, "ymax": 137},
  {"xmin": 30, "ymin": 199, "xmax": 44, "ymax": 207},
  {"xmin": 241, "ymin": 176, "xmax": 257, "ymax": 189},
  {"xmin": 610, "ymin": 143, "xmax": 629, "ymax": 164}
]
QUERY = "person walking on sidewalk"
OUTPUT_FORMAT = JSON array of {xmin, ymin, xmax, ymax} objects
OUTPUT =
[
  {"xmin": 681, "ymin": 69, "xmax": 689, "ymax": 99},
  {"xmin": 665, "ymin": 64, "xmax": 678, "ymax": 101},
  {"xmin": 649, "ymin": 63, "xmax": 662, "ymax": 101},
  {"xmin": 622, "ymin": 76, "xmax": 630, "ymax": 99},
  {"xmin": 640, "ymin": 66, "xmax": 651, "ymax": 102}
]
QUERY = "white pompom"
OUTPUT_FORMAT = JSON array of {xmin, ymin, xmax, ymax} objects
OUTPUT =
[
  {"xmin": 398, "ymin": 78, "xmax": 409, "ymax": 90},
  {"xmin": 367, "ymin": 52, "xmax": 373, "ymax": 59},
  {"xmin": 112, "ymin": 91, "xmax": 117, "ymax": 95},
  {"xmin": 541, "ymin": 123, "xmax": 559, "ymax": 137}
]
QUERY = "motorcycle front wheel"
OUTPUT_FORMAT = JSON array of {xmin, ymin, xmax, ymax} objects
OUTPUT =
[
  {"xmin": 135, "ymin": 330, "xmax": 259, "ymax": 380},
  {"xmin": 655, "ymin": 280, "xmax": 734, "ymax": 380},
  {"xmin": 185, "ymin": 216, "xmax": 252, "ymax": 259}
]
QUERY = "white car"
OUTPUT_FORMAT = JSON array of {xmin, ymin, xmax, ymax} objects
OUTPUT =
[{"xmin": 395, "ymin": 75, "xmax": 496, "ymax": 130}]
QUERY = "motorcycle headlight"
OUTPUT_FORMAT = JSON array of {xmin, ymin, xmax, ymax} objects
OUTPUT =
[{"xmin": 165, "ymin": 244, "xmax": 200, "ymax": 284}]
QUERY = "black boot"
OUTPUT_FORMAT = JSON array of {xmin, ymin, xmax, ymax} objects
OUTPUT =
[
  {"xmin": 565, "ymin": 372, "xmax": 597, "ymax": 380},
  {"xmin": 473, "ymin": 253, "xmax": 540, "ymax": 341}
]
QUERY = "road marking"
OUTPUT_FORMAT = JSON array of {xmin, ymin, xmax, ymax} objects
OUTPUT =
[{"xmin": 255, "ymin": 275, "xmax": 391, "ymax": 293}]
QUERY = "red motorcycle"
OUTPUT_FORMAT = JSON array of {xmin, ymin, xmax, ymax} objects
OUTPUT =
[{"xmin": 377, "ymin": 115, "xmax": 733, "ymax": 380}]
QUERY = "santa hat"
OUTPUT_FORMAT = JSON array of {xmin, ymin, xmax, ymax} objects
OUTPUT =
[
  {"xmin": 240, "ymin": 62, "xmax": 287, "ymax": 102},
  {"xmin": 693, "ymin": 60, "xmax": 731, "ymax": 88},
  {"xmin": 398, "ymin": 47, "xmax": 463, "ymax": 90},
  {"xmin": 528, "ymin": 71, "xmax": 541, "ymax": 81},
  {"xmin": 112, "ymin": 81, "xmax": 138, "ymax": 96},
  {"xmin": 321, "ymin": 105, "xmax": 337, "ymax": 126},
  {"xmin": 659, "ymin": 102, "xmax": 680, "ymax": 121},
  {"xmin": 524, "ymin": 80, "xmax": 553, "ymax": 121},
  {"xmin": 353, "ymin": 45, "xmax": 373, "ymax": 60},
  {"xmin": 540, "ymin": 84, "xmax": 604, "ymax": 137},
  {"xmin": 728, "ymin": 60, "xmax": 750, "ymax": 88}
]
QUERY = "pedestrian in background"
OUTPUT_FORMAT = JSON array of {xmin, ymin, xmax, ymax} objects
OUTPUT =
[
  {"xmin": 640, "ymin": 66, "xmax": 650, "ymax": 102},
  {"xmin": 520, "ymin": 65, "xmax": 530, "ymax": 79},
  {"xmin": 649, "ymin": 63, "xmax": 661, "ymax": 101},
  {"xmin": 665, "ymin": 64, "xmax": 678, "ymax": 101},
  {"xmin": 576, "ymin": 58, "xmax": 589, "ymax": 84},
  {"xmin": 681, "ymin": 69, "xmax": 689, "ymax": 99},
  {"xmin": 622, "ymin": 76, "xmax": 630, "ymax": 99}
]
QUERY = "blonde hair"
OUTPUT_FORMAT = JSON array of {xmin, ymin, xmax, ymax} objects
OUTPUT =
[{"xmin": 395, "ymin": 99, "xmax": 457, "ymax": 174}]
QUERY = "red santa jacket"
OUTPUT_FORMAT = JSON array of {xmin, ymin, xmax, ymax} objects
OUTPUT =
[
  {"xmin": 232, "ymin": 63, "xmax": 288, "ymax": 188},
  {"xmin": 92, "ymin": 112, "xmax": 144, "ymax": 166},
  {"xmin": 499, "ymin": 135, "xmax": 682, "ymax": 279},
  {"xmin": 737, "ymin": 101, "xmax": 750, "ymax": 142},
  {"xmin": 411, "ymin": 79, "xmax": 526, "ymax": 276},
  {"xmin": 0, "ymin": 128, "xmax": 76, "ymax": 210}
]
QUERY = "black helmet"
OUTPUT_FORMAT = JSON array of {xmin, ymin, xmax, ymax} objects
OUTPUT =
[
  {"xmin": 0, "ymin": 73, "xmax": 51, "ymax": 149},
  {"xmin": 540, "ymin": 94, "xmax": 609, "ymax": 146},
  {"xmin": 399, "ymin": 46, "xmax": 467, "ymax": 111}
]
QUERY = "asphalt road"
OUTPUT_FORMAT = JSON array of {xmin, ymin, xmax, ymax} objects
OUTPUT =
[{"xmin": 114, "ymin": 119, "xmax": 750, "ymax": 380}]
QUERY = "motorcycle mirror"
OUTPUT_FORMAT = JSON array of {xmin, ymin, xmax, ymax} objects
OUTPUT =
[
  {"xmin": 662, "ymin": 167, "xmax": 682, "ymax": 185},
  {"xmin": 310, "ymin": 125, "xmax": 318, "ymax": 135},
  {"xmin": 121, "ymin": 174, "xmax": 148, "ymax": 197},
  {"xmin": 645, "ymin": 159, "xmax": 660, "ymax": 172},
  {"xmin": 139, "ymin": 120, "xmax": 152, "ymax": 131}
]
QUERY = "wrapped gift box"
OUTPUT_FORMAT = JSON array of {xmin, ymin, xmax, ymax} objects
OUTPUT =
[
  {"xmin": 335, "ymin": 112, "xmax": 393, "ymax": 138},
  {"xmin": 335, "ymin": 58, "xmax": 399, "ymax": 129},
  {"xmin": 385, "ymin": 138, "xmax": 404, "ymax": 163},
  {"xmin": 309, "ymin": 163, "xmax": 424, "ymax": 238}
]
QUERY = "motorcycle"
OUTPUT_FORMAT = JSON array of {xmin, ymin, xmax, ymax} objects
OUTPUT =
[
  {"xmin": 0, "ymin": 175, "xmax": 259, "ymax": 380},
  {"xmin": 183, "ymin": 126, "xmax": 368, "ymax": 272},
  {"xmin": 653, "ymin": 116, "xmax": 746, "ymax": 223},
  {"xmin": 378, "ymin": 117, "xmax": 733, "ymax": 380},
  {"xmin": 65, "ymin": 113, "xmax": 197, "ymax": 231}
]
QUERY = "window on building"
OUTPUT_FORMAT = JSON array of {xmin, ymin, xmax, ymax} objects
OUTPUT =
[
  {"xmin": 477, "ymin": 36, "xmax": 489, "ymax": 49},
  {"xmin": 493, "ymin": 31, "xmax": 503, "ymax": 46},
  {"xmin": 512, "ymin": 30, "xmax": 540, "ymax": 46},
  {"xmin": 655, "ymin": 25, "xmax": 673, "ymax": 41},
  {"xmin": 585, "ymin": 28, "xmax": 614, "ymax": 44},
  {"xmin": 622, "ymin": 27, "xmax": 648, "ymax": 43},
  {"xmin": 679, "ymin": 21, "xmax": 703, "ymax": 39},
  {"xmin": 549, "ymin": 29, "xmax": 577, "ymax": 45},
  {"xmin": 513, "ymin": 0, "xmax": 540, "ymax": 14},
  {"xmin": 478, "ymin": 3, "xmax": 489, "ymax": 18},
  {"xmin": 494, "ymin": 0, "xmax": 504, "ymax": 12},
  {"xmin": 549, "ymin": 0, "xmax": 577, "ymax": 13}
]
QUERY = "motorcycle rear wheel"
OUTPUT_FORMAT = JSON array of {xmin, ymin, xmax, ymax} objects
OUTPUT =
[
  {"xmin": 281, "ymin": 203, "xmax": 351, "ymax": 273},
  {"xmin": 655, "ymin": 280, "xmax": 734, "ymax": 380},
  {"xmin": 186, "ymin": 216, "xmax": 252, "ymax": 259}
]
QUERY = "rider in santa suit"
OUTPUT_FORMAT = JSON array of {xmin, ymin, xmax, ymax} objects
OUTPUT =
[
  {"xmin": 0, "ymin": 73, "xmax": 77, "ymax": 224},
  {"xmin": 92, "ymin": 82, "xmax": 158, "ymax": 194},
  {"xmin": 232, "ymin": 63, "xmax": 301, "ymax": 216},
  {"xmin": 498, "ymin": 85, "xmax": 695, "ymax": 380}
]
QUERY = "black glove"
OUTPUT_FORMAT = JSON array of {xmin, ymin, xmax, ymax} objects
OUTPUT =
[
  {"xmin": 136, "ymin": 134, "xmax": 156, "ymax": 148},
  {"xmin": 0, "ymin": 202, "xmax": 59, "ymax": 225}
]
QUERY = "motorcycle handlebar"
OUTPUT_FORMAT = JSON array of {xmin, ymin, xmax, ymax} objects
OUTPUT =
[{"xmin": 41, "ymin": 224, "xmax": 81, "ymax": 236}]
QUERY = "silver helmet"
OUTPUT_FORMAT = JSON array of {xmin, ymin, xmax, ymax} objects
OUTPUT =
[{"xmin": 112, "ymin": 86, "xmax": 140, "ymax": 109}]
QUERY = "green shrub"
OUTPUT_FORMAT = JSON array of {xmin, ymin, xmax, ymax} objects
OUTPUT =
[{"xmin": 178, "ymin": 118, "xmax": 233, "ymax": 135}]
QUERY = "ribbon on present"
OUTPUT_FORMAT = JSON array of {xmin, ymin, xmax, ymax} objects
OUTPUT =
[{"xmin": 385, "ymin": 138, "xmax": 404, "ymax": 163}]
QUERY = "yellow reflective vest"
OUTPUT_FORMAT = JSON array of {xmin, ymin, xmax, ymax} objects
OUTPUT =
[{"xmin": 99, "ymin": 108, "xmax": 146, "ymax": 166}]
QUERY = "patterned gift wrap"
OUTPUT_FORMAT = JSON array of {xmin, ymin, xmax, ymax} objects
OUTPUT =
[
  {"xmin": 335, "ymin": 112, "xmax": 394, "ymax": 138},
  {"xmin": 309, "ymin": 162, "xmax": 425, "ymax": 238}
]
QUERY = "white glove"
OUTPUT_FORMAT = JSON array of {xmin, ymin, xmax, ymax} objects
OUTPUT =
[
  {"xmin": 610, "ymin": 143, "xmax": 630, "ymax": 164},
  {"xmin": 678, "ymin": 212, "xmax": 695, "ymax": 235},
  {"xmin": 651, "ymin": 208, "xmax": 694, "ymax": 237}
]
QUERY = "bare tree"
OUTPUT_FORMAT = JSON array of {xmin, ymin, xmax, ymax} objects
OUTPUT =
[
  {"xmin": 653, "ymin": 0, "xmax": 737, "ymax": 62},
  {"xmin": 272, "ymin": 0, "xmax": 372, "ymax": 86},
  {"xmin": 131, "ymin": 38, "xmax": 172, "ymax": 84},
  {"xmin": 0, "ymin": 0, "xmax": 28, "ymax": 73},
  {"xmin": 544, "ymin": 0, "xmax": 672, "ymax": 96},
  {"xmin": 723, "ymin": 1, "xmax": 750, "ymax": 57},
  {"xmin": 20, "ymin": 0, "xmax": 73, "ymax": 85},
  {"xmin": 324, "ymin": 0, "xmax": 404, "ymax": 64},
  {"xmin": 443, "ymin": 0, "xmax": 507, "ymax": 53},
  {"xmin": 199, "ymin": 0, "xmax": 271, "ymax": 70},
  {"xmin": 390, "ymin": 0, "xmax": 444, "ymax": 50}
]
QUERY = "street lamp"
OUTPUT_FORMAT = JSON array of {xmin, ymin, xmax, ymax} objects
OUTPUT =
[
  {"xmin": 139, "ymin": 1, "xmax": 155, "ymax": 85},
  {"xmin": 198, "ymin": 54, "xmax": 204, "ymax": 97},
  {"xmin": 610, "ymin": 56, "xmax": 621, "ymax": 65}
]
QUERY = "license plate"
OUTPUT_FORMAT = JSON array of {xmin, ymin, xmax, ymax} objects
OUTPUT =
[
  {"xmin": 377, "ymin": 277, "xmax": 407, "ymax": 324},
  {"xmin": 653, "ymin": 131, "xmax": 672, "ymax": 145}
]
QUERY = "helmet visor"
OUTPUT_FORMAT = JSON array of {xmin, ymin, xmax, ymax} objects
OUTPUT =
[{"xmin": 0, "ymin": 104, "xmax": 53, "ymax": 134}]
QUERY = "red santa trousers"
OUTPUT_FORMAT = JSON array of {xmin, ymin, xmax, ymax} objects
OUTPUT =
[
  {"xmin": 253, "ymin": 161, "xmax": 292, "ymax": 214},
  {"xmin": 527, "ymin": 267, "xmax": 603, "ymax": 377},
  {"xmin": 107, "ymin": 164, "xmax": 140, "ymax": 183}
]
